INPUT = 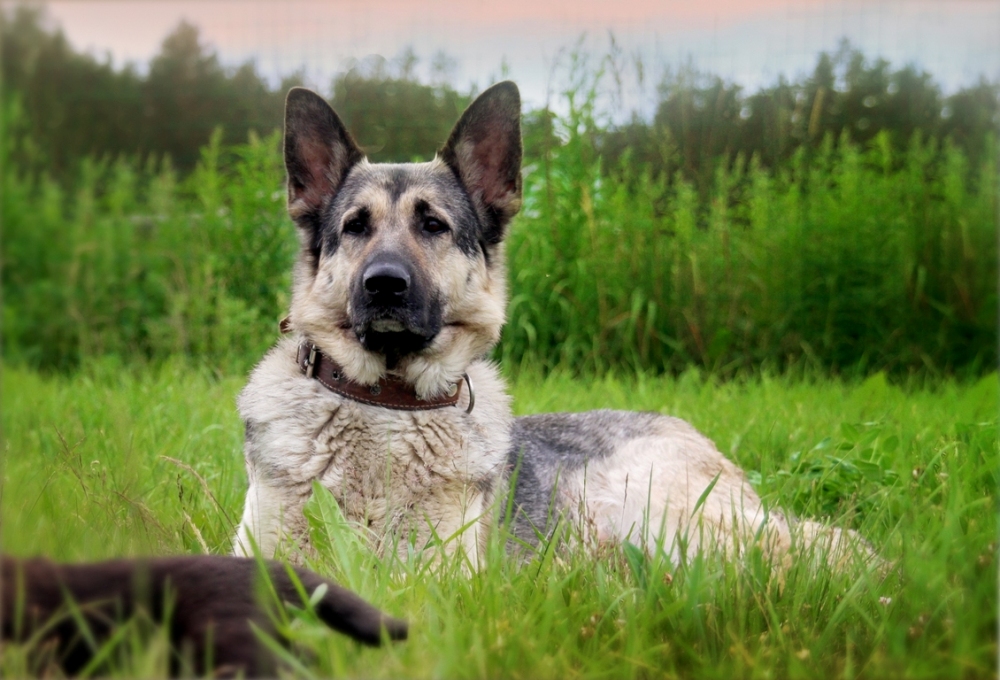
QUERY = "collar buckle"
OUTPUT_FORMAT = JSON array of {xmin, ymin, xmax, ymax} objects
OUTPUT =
[{"xmin": 304, "ymin": 345, "xmax": 318, "ymax": 379}]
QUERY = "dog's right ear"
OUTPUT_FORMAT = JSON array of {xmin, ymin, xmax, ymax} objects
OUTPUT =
[{"xmin": 284, "ymin": 88, "xmax": 364, "ymax": 225}]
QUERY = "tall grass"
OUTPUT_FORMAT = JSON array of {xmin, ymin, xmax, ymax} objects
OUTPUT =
[
  {"xmin": 2, "ymin": 70, "xmax": 995, "ymax": 377},
  {"xmin": 2, "ymin": 110, "xmax": 294, "ymax": 373},
  {"xmin": 504, "ymin": 70, "xmax": 997, "ymax": 377}
]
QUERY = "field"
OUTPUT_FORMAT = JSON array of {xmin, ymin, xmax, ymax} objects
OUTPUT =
[
  {"xmin": 2, "ymin": 41, "xmax": 997, "ymax": 678},
  {"xmin": 3, "ymin": 363, "xmax": 996, "ymax": 678}
]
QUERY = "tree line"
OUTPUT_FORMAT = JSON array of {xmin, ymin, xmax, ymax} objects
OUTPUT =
[
  {"xmin": 0, "ymin": 6, "xmax": 467, "ymax": 178},
  {"xmin": 599, "ymin": 43, "xmax": 997, "ymax": 196},
  {"xmin": 3, "ymin": 5, "xmax": 996, "ymax": 190}
]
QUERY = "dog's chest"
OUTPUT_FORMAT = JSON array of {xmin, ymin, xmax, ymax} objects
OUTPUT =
[
  {"xmin": 245, "ymin": 384, "xmax": 496, "ymax": 527},
  {"xmin": 308, "ymin": 403, "xmax": 484, "ymax": 520},
  {"xmin": 238, "ymin": 345, "xmax": 512, "ymax": 551}
]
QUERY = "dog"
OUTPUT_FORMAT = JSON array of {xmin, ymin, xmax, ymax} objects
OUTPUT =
[
  {"xmin": 233, "ymin": 81, "xmax": 876, "ymax": 571},
  {"xmin": 1, "ymin": 554, "xmax": 406, "ymax": 677}
]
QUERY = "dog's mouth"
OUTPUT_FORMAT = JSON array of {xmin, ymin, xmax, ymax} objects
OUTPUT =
[
  {"xmin": 369, "ymin": 319, "xmax": 406, "ymax": 333},
  {"xmin": 346, "ymin": 262, "xmax": 445, "ymax": 367}
]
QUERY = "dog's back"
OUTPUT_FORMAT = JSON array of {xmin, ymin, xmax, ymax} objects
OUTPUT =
[{"xmin": 506, "ymin": 410, "xmax": 881, "ymax": 570}]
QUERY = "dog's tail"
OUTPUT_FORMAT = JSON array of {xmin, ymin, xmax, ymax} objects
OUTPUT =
[{"xmin": 271, "ymin": 565, "xmax": 408, "ymax": 645}]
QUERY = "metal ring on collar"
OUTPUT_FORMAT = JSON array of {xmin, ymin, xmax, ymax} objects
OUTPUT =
[{"xmin": 462, "ymin": 373, "xmax": 475, "ymax": 414}]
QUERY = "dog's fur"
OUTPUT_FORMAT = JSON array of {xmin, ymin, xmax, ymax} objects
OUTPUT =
[
  {"xmin": 234, "ymin": 82, "xmax": 876, "ymax": 570},
  {"xmin": 0, "ymin": 554, "xmax": 406, "ymax": 677}
]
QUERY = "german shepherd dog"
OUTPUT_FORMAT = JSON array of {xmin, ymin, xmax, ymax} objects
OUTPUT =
[{"xmin": 233, "ymin": 82, "xmax": 876, "ymax": 570}]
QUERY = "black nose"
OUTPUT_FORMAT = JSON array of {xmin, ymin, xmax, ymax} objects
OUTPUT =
[{"xmin": 363, "ymin": 261, "xmax": 410, "ymax": 298}]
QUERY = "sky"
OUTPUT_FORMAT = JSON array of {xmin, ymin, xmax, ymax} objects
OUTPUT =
[{"xmin": 34, "ymin": 0, "xmax": 1000, "ymax": 115}]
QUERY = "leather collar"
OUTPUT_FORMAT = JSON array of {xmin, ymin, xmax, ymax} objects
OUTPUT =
[{"xmin": 281, "ymin": 318, "xmax": 472, "ymax": 412}]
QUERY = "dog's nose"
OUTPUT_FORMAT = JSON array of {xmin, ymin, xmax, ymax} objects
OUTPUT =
[{"xmin": 363, "ymin": 262, "xmax": 410, "ymax": 297}]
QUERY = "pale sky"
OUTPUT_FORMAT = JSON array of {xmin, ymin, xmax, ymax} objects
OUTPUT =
[{"xmin": 31, "ymin": 0, "xmax": 1000, "ymax": 115}]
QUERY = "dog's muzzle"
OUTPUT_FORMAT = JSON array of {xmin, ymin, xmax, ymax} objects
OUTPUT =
[{"xmin": 351, "ymin": 256, "xmax": 442, "ymax": 362}]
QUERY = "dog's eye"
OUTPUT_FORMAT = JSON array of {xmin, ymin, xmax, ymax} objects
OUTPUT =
[
  {"xmin": 423, "ymin": 217, "xmax": 449, "ymax": 235},
  {"xmin": 344, "ymin": 216, "xmax": 367, "ymax": 235}
]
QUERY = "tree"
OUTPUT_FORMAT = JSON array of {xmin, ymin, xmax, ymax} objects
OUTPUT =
[
  {"xmin": 1, "ymin": 8, "xmax": 290, "ymax": 178},
  {"xmin": 330, "ymin": 56, "xmax": 469, "ymax": 162}
]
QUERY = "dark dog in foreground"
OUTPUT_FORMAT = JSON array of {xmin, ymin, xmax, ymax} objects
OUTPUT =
[{"xmin": 1, "ymin": 554, "xmax": 406, "ymax": 677}]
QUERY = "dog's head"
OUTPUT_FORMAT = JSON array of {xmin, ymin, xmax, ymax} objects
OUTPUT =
[{"xmin": 283, "ymin": 82, "xmax": 522, "ymax": 398}]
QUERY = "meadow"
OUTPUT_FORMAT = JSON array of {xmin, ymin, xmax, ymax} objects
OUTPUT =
[{"xmin": 2, "ymin": 363, "xmax": 996, "ymax": 678}]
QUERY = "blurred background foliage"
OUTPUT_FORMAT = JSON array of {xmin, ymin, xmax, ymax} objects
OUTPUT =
[{"xmin": 2, "ymin": 5, "xmax": 996, "ymax": 378}]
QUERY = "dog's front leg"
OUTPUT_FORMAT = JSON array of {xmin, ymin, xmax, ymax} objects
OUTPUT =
[
  {"xmin": 409, "ymin": 485, "xmax": 489, "ymax": 570},
  {"xmin": 233, "ymin": 478, "xmax": 309, "ymax": 561}
]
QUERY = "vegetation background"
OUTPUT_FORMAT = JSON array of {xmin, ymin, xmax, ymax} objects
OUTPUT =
[
  {"xmin": 1, "ymin": 4, "xmax": 997, "ymax": 678},
  {"xmin": 2, "ymin": 6, "xmax": 996, "ymax": 378}
]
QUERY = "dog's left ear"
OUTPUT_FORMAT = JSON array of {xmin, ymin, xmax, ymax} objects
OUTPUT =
[{"xmin": 439, "ymin": 81, "xmax": 522, "ymax": 245}]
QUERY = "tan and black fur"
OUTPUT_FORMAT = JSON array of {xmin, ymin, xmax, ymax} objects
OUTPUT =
[{"xmin": 234, "ymin": 82, "xmax": 878, "ymax": 571}]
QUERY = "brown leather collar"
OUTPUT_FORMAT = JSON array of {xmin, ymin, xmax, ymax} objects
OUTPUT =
[{"xmin": 281, "ymin": 318, "xmax": 471, "ymax": 412}]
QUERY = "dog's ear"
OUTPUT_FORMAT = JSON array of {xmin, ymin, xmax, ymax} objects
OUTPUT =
[
  {"xmin": 439, "ymin": 81, "xmax": 522, "ymax": 245},
  {"xmin": 284, "ymin": 87, "xmax": 364, "ymax": 225}
]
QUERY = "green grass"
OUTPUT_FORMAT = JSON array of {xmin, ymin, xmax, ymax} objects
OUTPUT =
[{"xmin": 2, "ymin": 363, "xmax": 996, "ymax": 678}]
